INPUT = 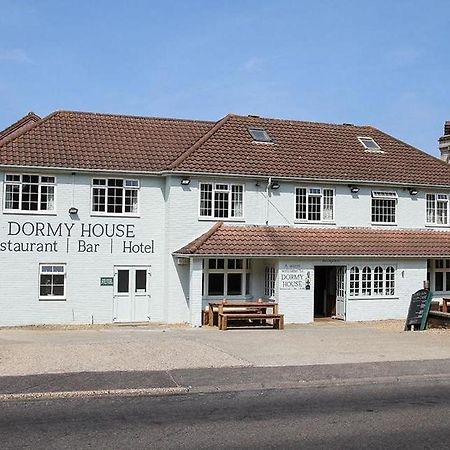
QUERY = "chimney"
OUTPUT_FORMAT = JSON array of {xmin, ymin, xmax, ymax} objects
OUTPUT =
[
  {"xmin": 445, "ymin": 121, "xmax": 450, "ymax": 136},
  {"xmin": 439, "ymin": 121, "xmax": 450, "ymax": 163}
]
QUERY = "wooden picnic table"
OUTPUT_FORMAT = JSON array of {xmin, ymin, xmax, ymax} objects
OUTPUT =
[{"xmin": 207, "ymin": 300, "xmax": 279, "ymax": 327}]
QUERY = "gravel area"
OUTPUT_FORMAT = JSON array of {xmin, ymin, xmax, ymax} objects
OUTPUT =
[{"xmin": 356, "ymin": 319, "xmax": 450, "ymax": 333}]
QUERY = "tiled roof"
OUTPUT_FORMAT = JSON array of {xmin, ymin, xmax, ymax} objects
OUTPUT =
[
  {"xmin": 2, "ymin": 110, "xmax": 450, "ymax": 186},
  {"xmin": 175, "ymin": 223, "xmax": 450, "ymax": 257},
  {"xmin": 0, "ymin": 111, "xmax": 213, "ymax": 172},
  {"xmin": 0, "ymin": 112, "xmax": 41, "ymax": 145},
  {"xmin": 172, "ymin": 114, "xmax": 450, "ymax": 186}
]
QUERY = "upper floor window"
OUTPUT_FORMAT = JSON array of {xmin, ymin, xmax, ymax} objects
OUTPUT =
[
  {"xmin": 426, "ymin": 193, "xmax": 449, "ymax": 225},
  {"xmin": 371, "ymin": 190, "xmax": 397, "ymax": 224},
  {"xmin": 295, "ymin": 187, "xmax": 334, "ymax": 222},
  {"xmin": 91, "ymin": 178, "xmax": 139, "ymax": 215},
  {"xmin": 4, "ymin": 174, "xmax": 55, "ymax": 212},
  {"xmin": 199, "ymin": 183, "xmax": 243, "ymax": 219}
]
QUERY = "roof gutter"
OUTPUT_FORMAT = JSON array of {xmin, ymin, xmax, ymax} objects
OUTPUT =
[
  {"xmin": 161, "ymin": 169, "xmax": 450, "ymax": 190},
  {"xmin": 2, "ymin": 164, "xmax": 450, "ymax": 190},
  {"xmin": 172, "ymin": 253, "xmax": 436, "ymax": 259}
]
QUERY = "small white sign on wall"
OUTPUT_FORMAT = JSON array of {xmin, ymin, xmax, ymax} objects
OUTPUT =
[{"xmin": 280, "ymin": 264, "xmax": 311, "ymax": 290}]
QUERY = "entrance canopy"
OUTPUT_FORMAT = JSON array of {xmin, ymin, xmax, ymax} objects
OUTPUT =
[{"xmin": 175, "ymin": 223, "xmax": 450, "ymax": 258}]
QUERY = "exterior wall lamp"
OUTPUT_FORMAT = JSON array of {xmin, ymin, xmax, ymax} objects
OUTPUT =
[
  {"xmin": 270, "ymin": 181, "xmax": 280, "ymax": 190},
  {"xmin": 181, "ymin": 177, "xmax": 191, "ymax": 185},
  {"xmin": 69, "ymin": 207, "xmax": 78, "ymax": 215},
  {"xmin": 348, "ymin": 185, "xmax": 360, "ymax": 194},
  {"xmin": 408, "ymin": 188, "xmax": 418, "ymax": 196}
]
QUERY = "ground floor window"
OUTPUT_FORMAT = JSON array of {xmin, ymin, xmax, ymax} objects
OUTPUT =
[
  {"xmin": 264, "ymin": 266, "xmax": 276, "ymax": 298},
  {"xmin": 39, "ymin": 264, "xmax": 66, "ymax": 300},
  {"xmin": 204, "ymin": 258, "xmax": 250, "ymax": 297},
  {"xmin": 427, "ymin": 259, "xmax": 450, "ymax": 293},
  {"xmin": 349, "ymin": 265, "xmax": 395, "ymax": 297}
]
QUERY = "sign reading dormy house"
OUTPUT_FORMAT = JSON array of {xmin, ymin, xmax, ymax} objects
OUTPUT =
[
  {"xmin": 404, "ymin": 289, "xmax": 433, "ymax": 331},
  {"xmin": 280, "ymin": 264, "xmax": 311, "ymax": 290},
  {"xmin": 0, "ymin": 221, "xmax": 155, "ymax": 254}
]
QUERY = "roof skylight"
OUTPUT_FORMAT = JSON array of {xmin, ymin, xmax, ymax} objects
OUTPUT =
[
  {"xmin": 248, "ymin": 128, "xmax": 272, "ymax": 143},
  {"xmin": 358, "ymin": 137, "xmax": 381, "ymax": 151}
]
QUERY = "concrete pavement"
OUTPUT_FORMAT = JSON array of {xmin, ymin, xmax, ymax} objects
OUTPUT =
[{"xmin": 0, "ymin": 321, "xmax": 449, "ymax": 377}]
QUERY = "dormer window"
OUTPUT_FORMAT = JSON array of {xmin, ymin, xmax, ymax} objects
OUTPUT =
[
  {"xmin": 358, "ymin": 137, "xmax": 381, "ymax": 152},
  {"xmin": 248, "ymin": 128, "xmax": 272, "ymax": 143}
]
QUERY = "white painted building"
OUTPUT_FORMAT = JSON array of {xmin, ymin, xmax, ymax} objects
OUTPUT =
[{"xmin": 1, "ymin": 111, "xmax": 450, "ymax": 326}]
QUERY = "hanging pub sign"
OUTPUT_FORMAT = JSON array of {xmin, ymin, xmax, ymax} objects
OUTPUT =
[{"xmin": 404, "ymin": 289, "xmax": 433, "ymax": 331}]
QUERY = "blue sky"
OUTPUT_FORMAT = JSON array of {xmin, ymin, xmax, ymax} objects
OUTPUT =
[{"xmin": 0, "ymin": 0, "xmax": 449, "ymax": 156}]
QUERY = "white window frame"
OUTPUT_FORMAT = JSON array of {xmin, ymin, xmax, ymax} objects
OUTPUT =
[
  {"xmin": 90, "ymin": 178, "xmax": 140, "ymax": 216},
  {"xmin": 358, "ymin": 136, "xmax": 383, "ymax": 153},
  {"xmin": 348, "ymin": 265, "xmax": 396, "ymax": 298},
  {"xmin": 371, "ymin": 191, "xmax": 398, "ymax": 225},
  {"xmin": 426, "ymin": 193, "xmax": 450, "ymax": 226},
  {"xmin": 428, "ymin": 259, "xmax": 450, "ymax": 293},
  {"xmin": 39, "ymin": 263, "xmax": 66, "ymax": 300},
  {"xmin": 264, "ymin": 266, "xmax": 276, "ymax": 299},
  {"xmin": 3, "ymin": 173, "xmax": 56, "ymax": 214},
  {"xmin": 203, "ymin": 258, "xmax": 251, "ymax": 298},
  {"xmin": 198, "ymin": 182, "xmax": 245, "ymax": 220},
  {"xmin": 295, "ymin": 187, "xmax": 335, "ymax": 223}
]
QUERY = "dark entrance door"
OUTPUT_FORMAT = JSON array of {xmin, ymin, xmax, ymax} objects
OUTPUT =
[{"xmin": 314, "ymin": 266, "xmax": 337, "ymax": 317}]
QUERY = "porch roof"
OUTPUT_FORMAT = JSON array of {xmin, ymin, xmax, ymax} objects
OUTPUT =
[{"xmin": 174, "ymin": 223, "xmax": 450, "ymax": 258}]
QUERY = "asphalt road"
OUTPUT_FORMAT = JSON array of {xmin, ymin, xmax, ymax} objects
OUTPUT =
[{"xmin": 1, "ymin": 378, "xmax": 450, "ymax": 449}]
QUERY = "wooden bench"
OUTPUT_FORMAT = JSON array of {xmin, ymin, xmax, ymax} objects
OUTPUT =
[{"xmin": 218, "ymin": 313, "xmax": 284, "ymax": 331}]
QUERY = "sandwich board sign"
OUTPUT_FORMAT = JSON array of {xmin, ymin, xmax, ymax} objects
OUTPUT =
[{"xmin": 404, "ymin": 289, "xmax": 433, "ymax": 331}]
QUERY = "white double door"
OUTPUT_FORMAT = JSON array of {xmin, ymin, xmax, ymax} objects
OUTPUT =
[
  {"xmin": 335, "ymin": 266, "xmax": 347, "ymax": 320},
  {"xmin": 113, "ymin": 266, "xmax": 151, "ymax": 322}
]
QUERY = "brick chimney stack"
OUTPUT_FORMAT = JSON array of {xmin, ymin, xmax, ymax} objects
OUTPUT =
[{"xmin": 439, "ymin": 121, "xmax": 450, "ymax": 163}]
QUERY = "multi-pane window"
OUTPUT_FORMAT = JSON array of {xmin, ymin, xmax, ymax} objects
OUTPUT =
[
  {"xmin": 349, "ymin": 266, "xmax": 360, "ymax": 296},
  {"xmin": 426, "ymin": 194, "xmax": 449, "ymax": 225},
  {"xmin": 349, "ymin": 265, "xmax": 396, "ymax": 297},
  {"xmin": 39, "ymin": 264, "xmax": 66, "ymax": 300},
  {"xmin": 361, "ymin": 267, "xmax": 372, "ymax": 296},
  {"xmin": 371, "ymin": 191, "xmax": 397, "ymax": 223},
  {"xmin": 264, "ymin": 266, "xmax": 276, "ymax": 298},
  {"xmin": 428, "ymin": 259, "xmax": 450, "ymax": 292},
  {"xmin": 295, "ymin": 187, "xmax": 335, "ymax": 222},
  {"xmin": 205, "ymin": 258, "xmax": 251, "ymax": 297},
  {"xmin": 373, "ymin": 266, "xmax": 383, "ymax": 295},
  {"xmin": 199, "ymin": 183, "xmax": 244, "ymax": 219},
  {"xmin": 91, "ymin": 178, "xmax": 139, "ymax": 215},
  {"xmin": 4, "ymin": 174, "xmax": 55, "ymax": 212}
]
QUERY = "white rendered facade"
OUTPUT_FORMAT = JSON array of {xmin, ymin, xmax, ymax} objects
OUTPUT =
[{"xmin": 0, "ymin": 168, "xmax": 446, "ymax": 327}]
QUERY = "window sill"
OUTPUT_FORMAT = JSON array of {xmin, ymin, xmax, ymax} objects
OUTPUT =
[
  {"xmin": 348, "ymin": 296, "xmax": 398, "ymax": 301},
  {"xmin": 198, "ymin": 217, "xmax": 245, "ymax": 222},
  {"xmin": 3, "ymin": 210, "xmax": 57, "ymax": 216},
  {"xmin": 425, "ymin": 224, "xmax": 450, "ymax": 228},
  {"xmin": 203, "ymin": 294, "xmax": 253, "ymax": 300},
  {"xmin": 39, "ymin": 297, "xmax": 66, "ymax": 301},
  {"xmin": 371, "ymin": 222, "xmax": 398, "ymax": 226},
  {"xmin": 90, "ymin": 213, "xmax": 140, "ymax": 219},
  {"xmin": 294, "ymin": 221, "xmax": 336, "ymax": 225}
]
